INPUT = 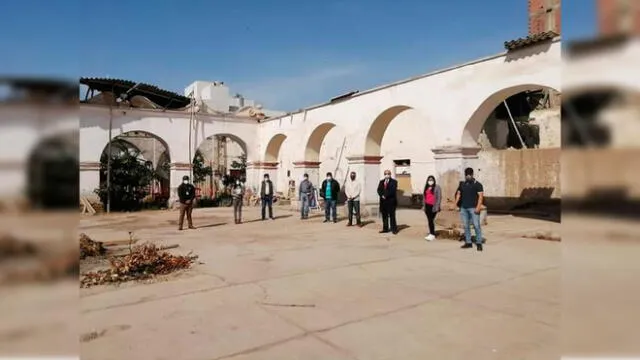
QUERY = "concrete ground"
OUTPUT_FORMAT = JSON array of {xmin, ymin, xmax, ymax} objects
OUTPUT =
[{"xmin": 76, "ymin": 205, "xmax": 564, "ymax": 360}]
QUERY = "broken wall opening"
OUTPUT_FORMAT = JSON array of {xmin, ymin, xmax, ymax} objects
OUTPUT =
[{"xmin": 474, "ymin": 88, "xmax": 561, "ymax": 219}]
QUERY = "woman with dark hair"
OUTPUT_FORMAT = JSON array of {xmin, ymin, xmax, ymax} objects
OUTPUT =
[{"xmin": 423, "ymin": 175, "xmax": 442, "ymax": 241}]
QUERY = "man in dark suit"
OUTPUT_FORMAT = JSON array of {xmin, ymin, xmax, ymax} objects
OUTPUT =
[
  {"xmin": 260, "ymin": 173, "xmax": 275, "ymax": 220},
  {"xmin": 377, "ymin": 169, "xmax": 398, "ymax": 234},
  {"xmin": 177, "ymin": 175, "xmax": 196, "ymax": 230}
]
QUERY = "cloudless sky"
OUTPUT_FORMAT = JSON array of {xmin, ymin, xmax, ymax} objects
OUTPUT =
[{"xmin": 0, "ymin": 0, "xmax": 594, "ymax": 110}]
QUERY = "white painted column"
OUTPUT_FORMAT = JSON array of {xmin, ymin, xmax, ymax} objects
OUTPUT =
[
  {"xmin": 292, "ymin": 161, "xmax": 321, "ymax": 190},
  {"xmin": 431, "ymin": 146, "xmax": 481, "ymax": 204},
  {"xmin": 79, "ymin": 161, "xmax": 101, "ymax": 201},
  {"xmin": 346, "ymin": 155, "xmax": 383, "ymax": 216},
  {"xmin": 169, "ymin": 162, "xmax": 191, "ymax": 209},
  {"xmin": 246, "ymin": 161, "xmax": 279, "ymax": 194}
]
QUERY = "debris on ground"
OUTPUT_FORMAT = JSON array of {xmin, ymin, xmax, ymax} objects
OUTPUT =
[
  {"xmin": 0, "ymin": 234, "xmax": 78, "ymax": 285},
  {"xmin": 523, "ymin": 231, "xmax": 561, "ymax": 242},
  {"xmin": 0, "ymin": 234, "xmax": 38, "ymax": 259},
  {"xmin": 80, "ymin": 242, "xmax": 198, "ymax": 288},
  {"xmin": 79, "ymin": 233, "xmax": 107, "ymax": 259}
]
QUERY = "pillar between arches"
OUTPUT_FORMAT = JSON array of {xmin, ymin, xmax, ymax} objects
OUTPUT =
[
  {"xmin": 346, "ymin": 155, "xmax": 383, "ymax": 217},
  {"xmin": 292, "ymin": 161, "xmax": 321, "ymax": 188},
  {"xmin": 169, "ymin": 162, "xmax": 191, "ymax": 209},
  {"xmin": 246, "ymin": 161, "xmax": 279, "ymax": 194},
  {"xmin": 432, "ymin": 146, "xmax": 481, "ymax": 204}
]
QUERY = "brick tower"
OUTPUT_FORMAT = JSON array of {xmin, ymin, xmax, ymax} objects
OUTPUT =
[
  {"xmin": 598, "ymin": 0, "xmax": 640, "ymax": 36},
  {"xmin": 528, "ymin": 0, "xmax": 562, "ymax": 35}
]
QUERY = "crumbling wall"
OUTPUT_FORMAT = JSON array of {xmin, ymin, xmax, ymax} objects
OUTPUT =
[
  {"xmin": 476, "ymin": 148, "xmax": 561, "ymax": 208},
  {"xmin": 529, "ymin": 108, "xmax": 561, "ymax": 148}
]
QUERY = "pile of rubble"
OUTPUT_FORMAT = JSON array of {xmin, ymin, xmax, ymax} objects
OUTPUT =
[
  {"xmin": 0, "ymin": 234, "xmax": 77, "ymax": 285},
  {"xmin": 80, "ymin": 242, "xmax": 197, "ymax": 288},
  {"xmin": 79, "ymin": 233, "xmax": 106, "ymax": 259}
]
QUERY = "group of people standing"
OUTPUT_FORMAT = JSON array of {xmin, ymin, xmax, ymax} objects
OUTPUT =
[{"xmin": 176, "ymin": 166, "xmax": 485, "ymax": 251}]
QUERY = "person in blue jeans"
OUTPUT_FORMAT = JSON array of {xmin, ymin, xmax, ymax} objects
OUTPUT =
[
  {"xmin": 454, "ymin": 167, "xmax": 485, "ymax": 251},
  {"xmin": 320, "ymin": 172, "xmax": 340, "ymax": 223},
  {"xmin": 298, "ymin": 173, "xmax": 313, "ymax": 220}
]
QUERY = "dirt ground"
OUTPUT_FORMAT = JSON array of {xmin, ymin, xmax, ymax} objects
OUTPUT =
[{"xmin": 4, "ymin": 205, "xmax": 637, "ymax": 359}]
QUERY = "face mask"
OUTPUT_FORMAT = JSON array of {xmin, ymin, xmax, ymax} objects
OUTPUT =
[
  {"xmin": 183, "ymin": 180, "xmax": 188, "ymax": 184},
  {"xmin": 427, "ymin": 180, "xmax": 434, "ymax": 186},
  {"xmin": 384, "ymin": 174, "xmax": 390, "ymax": 179},
  {"xmin": 264, "ymin": 178, "xmax": 269, "ymax": 181},
  {"xmin": 465, "ymin": 176, "xmax": 473, "ymax": 182},
  {"xmin": 350, "ymin": 176, "xmax": 355, "ymax": 180},
  {"xmin": 327, "ymin": 177, "xmax": 332, "ymax": 181}
]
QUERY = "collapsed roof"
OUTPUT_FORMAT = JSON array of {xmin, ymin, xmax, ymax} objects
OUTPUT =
[{"xmin": 80, "ymin": 77, "xmax": 191, "ymax": 109}]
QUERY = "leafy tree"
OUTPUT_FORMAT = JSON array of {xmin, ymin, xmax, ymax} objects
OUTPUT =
[
  {"xmin": 192, "ymin": 150, "xmax": 213, "ymax": 184},
  {"xmin": 230, "ymin": 154, "xmax": 247, "ymax": 173},
  {"xmin": 95, "ymin": 148, "xmax": 163, "ymax": 211}
]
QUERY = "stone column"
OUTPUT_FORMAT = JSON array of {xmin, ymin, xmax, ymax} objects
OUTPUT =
[
  {"xmin": 169, "ymin": 162, "xmax": 191, "ymax": 209},
  {"xmin": 79, "ymin": 161, "xmax": 101, "ymax": 202},
  {"xmin": 345, "ymin": 155, "xmax": 383, "ymax": 217},
  {"xmin": 246, "ymin": 161, "xmax": 279, "ymax": 193},
  {"xmin": 431, "ymin": 146, "xmax": 481, "ymax": 204},
  {"xmin": 292, "ymin": 161, "xmax": 321, "ymax": 188}
]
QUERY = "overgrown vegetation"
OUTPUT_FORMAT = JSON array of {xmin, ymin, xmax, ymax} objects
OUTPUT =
[
  {"xmin": 95, "ymin": 148, "xmax": 167, "ymax": 212},
  {"xmin": 192, "ymin": 150, "xmax": 213, "ymax": 184}
]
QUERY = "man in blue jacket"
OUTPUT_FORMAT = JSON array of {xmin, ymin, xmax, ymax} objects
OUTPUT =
[{"xmin": 320, "ymin": 172, "xmax": 340, "ymax": 223}]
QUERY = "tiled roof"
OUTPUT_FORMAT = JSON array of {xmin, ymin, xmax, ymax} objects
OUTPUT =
[
  {"xmin": 504, "ymin": 31, "xmax": 559, "ymax": 51},
  {"xmin": 80, "ymin": 77, "xmax": 191, "ymax": 109}
]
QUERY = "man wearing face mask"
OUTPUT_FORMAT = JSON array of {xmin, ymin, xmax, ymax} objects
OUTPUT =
[
  {"xmin": 231, "ymin": 178, "xmax": 245, "ymax": 224},
  {"xmin": 260, "ymin": 174, "xmax": 275, "ymax": 220},
  {"xmin": 298, "ymin": 173, "xmax": 313, "ymax": 220},
  {"xmin": 177, "ymin": 175, "xmax": 196, "ymax": 230},
  {"xmin": 377, "ymin": 170, "xmax": 398, "ymax": 234},
  {"xmin": 344, "ymin": 171, "xmax": 362, "ymax": 227},
  {"xmin": 320, "ymin": 172, "xmax": 340, "ymax": 223},
  {"xmin": 455, "ymin": 167, "xmax": 484, "ymax": 251}
]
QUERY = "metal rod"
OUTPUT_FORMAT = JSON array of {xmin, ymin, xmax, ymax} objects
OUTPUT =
[
  {"xmin": 503, "ymin": 100, "xmax": 526, "ymax": 148},
  {"xmin": 106, "ymin": 96, "xmax": 113, "ymax": 213}
]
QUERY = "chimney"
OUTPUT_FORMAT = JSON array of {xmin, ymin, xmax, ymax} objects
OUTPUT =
[
  {"xmin": 598, "ymin": 0, "xmax": 640, "ymax": 36},
  {"xmin": 528, "ymin": 0, "xmax": 561, "ymax": 35}
]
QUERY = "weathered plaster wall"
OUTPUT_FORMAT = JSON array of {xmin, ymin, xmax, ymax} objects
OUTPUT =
[{"xmin": 476, "ymin": 148, "xmax": 561, "ymax": 207}]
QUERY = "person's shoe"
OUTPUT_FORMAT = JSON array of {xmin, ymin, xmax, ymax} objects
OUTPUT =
[
  {"xmin": 428, "ymin": 234, "xmax": 436, "ymax": 241},
  {"xmin": 178, "ymin": 227, "xmax": 183, "ymax": 231},
  {"xmin": 392, "ymin": 230, "xmax": 399, "ymax": 235},
  {"xmin": 270, "ymin": 217, "xmax": 275, "ymax": 221},
  {"xmin": 347, "ymin": 223, "xmax": 353, "ymax": 227},
  {"xmin": 188, "ymin": 226, "xmax": 196, "ymax": 229},
  {"xmin": 379, "ymin": 229, "xmax": 389, "ymax": 234},
  {"xmin": 333, "ymin": 219, "xmax": 337, "ymax": 223},
  {"xmin": 323, "ymin": 219, "xmax": 329, "ymax": 223},
  {"xmin": 461, "ymin": 243, "xmax": 473, "ymax": 249},
  {"xmin": 357, "ymin": 222, "xmax": 363, "ymax": 227},
  {"xmin": 476, "ymin": 243, "xmax": 483, "ymax": 252}
]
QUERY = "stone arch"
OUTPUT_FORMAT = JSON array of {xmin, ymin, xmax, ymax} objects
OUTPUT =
[
  {"xmin": 99, "ymin": 130, "xmax": 172, "ymax": 200},
  {"xmin": 264, "ymin": 133, "xmax": 287, "ymax": 162},
  {"xmin": 305, "ymin": 123, "xmax": 336, "ymax": 162},
  {"xmin": 461, "ymin": 84, "xmax": 560, "ymax": 147},
  {"xmin": 196, "ymin": 133, "xmax": 248, "ymax": 159},
  {"xmin": 364, "ymin": 105, "xmax": 412, "ymax": 156},
  {"xmin": 27, "ymin": 131, "xmax": 78, "ymax": 210}
]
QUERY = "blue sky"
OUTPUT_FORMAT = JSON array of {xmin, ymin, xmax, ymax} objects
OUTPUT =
[{"xmin": 1, "ymin": 0, "xmax": 594, "ymax": 110}]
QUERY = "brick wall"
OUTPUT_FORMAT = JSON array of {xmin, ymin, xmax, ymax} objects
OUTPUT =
[
  {"xmin": 598, "ymin": 0, "xmax": 640, "ymax": 35},
  {"xmin": 529, "ymin": 0, "xmax": 561, "ymax": 35}
]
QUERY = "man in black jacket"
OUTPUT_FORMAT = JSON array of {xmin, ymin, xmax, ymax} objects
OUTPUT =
[
  {"xmin": 260, "ymin": 173, "xmax": 275, "ymax": 220},
  {"xmin": 319, "ymin": 172, "xmax": 340, "ymax": 223},
  {"xmin": 377, "ymin": 169, "xmax": 398, "ymax": 234},
  {"xmin": 177, "ymin": 175, "xmax": 196, "ymax": 230}
]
